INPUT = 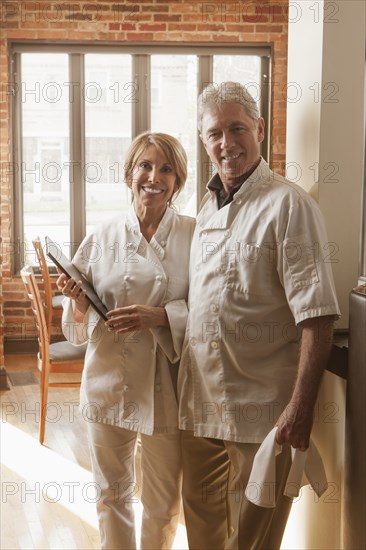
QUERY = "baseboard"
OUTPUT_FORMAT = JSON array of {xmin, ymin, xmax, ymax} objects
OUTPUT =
[{"xmin": 4, "ymin": 336, "xmax": 65, "ymax": 355}]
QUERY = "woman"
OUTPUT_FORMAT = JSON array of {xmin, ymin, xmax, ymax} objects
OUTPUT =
[{"xmin": 57, "ymin": 132, "xmax": 195, "ymax": 550}]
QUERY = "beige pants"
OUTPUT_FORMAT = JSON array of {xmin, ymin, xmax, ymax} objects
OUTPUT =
[
  {"xmin": 181, "ymin": 430, "xmax": 230, "ymax": 550},
  {"xmin": 87, "ymin": 422, "xmax": 182, "ymax": 550},
  {"xmin": 181, "ymin": 431, "xmax": 293, "ymax": 550},
  {"xmin": 224, "ymin": 441, "xmax": 293, "ymax": 550}
]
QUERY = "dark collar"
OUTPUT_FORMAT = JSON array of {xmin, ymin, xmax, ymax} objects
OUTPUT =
[
  {"xmin": 208, "ymin": 173, "xmax": 244, "ymax": 209},
  {"xmin": 207, "ymin": 159, "xmax": 262, "ymax": 209}
]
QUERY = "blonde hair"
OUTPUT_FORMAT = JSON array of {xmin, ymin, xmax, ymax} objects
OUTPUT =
[{"xmin": 124, "ymin": 132, "xmax": 188, "ymax": 205}]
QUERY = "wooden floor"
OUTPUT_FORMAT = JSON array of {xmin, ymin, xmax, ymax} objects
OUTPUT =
[{"xmin": 1, "ymin": 354, "xmax": 188, "ymax": 550}]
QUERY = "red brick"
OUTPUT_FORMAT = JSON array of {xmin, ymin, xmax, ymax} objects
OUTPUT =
[
  {"xmin": 37, "ymin": 30, "xmax": 71, "ymax": 39},
  {"xmin": 199, "ymin": 24, "xmax": 225, "ymax": 32},
  {"xmin": 5, "ymin": 30, "xmax": 37, "ymax": 38},
  {"xmin": 123, "ymin": 13, "xmax": 152, "ymax": 22},
  {"xmin": 3, "ymin": 293, "xmax": 26, "ymax": 301},
  {"xmin": 141, "ymin": 5, "xmax": 169, "ymax": 12},
  {"xmin": 255, "ymin": 24, "xmax": 284, "ymax": 33},
  {"xmin": 139, "ymin": 23, "xmax": 166, "ymax": 31},
  {"xmin": 153, "ymin": 32, "xmax": 183, "ymax": 41},
  {"xmin": 121, "ymin": 23, "xmax": 137, "ymax": 31},
  {"xmin": 111, "ymin": 4, "xmax": 141, "ymax": 14},
  {"xmin": 126, "ymin": 32, "xmax": 154, "ymax": 40},
  {"xmin": 3, "ymin": 309, "xmax": 27, "ymax": 317},
  {"xmin": 226, "ymin": 24, "xmax": 255, "ymax": 33},
  {"xmin": 169, "ymin": 2, "xmax": 202, "ymax": 16},
  {"xmin": 210, "ymin": 34, "xmax": 240, "ymax": 42},
  {"xmin": 169, "ymin": 24, "xmax": 197, "ymax": 32},
  {"xmin": 242, "ymin": 15, "xmax": 269, "ymax": 24},
  {"xmin": 0, "ymin": 21, "xmax": 20, "ymax": 29},
  {"xmin": 154, "ymin": 14, "xmax": 181, "ymax": 22}
]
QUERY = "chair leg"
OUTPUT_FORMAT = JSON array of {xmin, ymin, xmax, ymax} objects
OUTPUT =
[
  {"xmin": 38, "ymin": 359, "xmax": 49, "ymax": 445},
  {"xmin": 39, "ymin": 392, "xmax": 48, "ymax": 444}
]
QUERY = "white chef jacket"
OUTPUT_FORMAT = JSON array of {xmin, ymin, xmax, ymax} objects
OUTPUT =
[
  {"xmin": 62, "ymin": 206, "xmax": 195, "ymax": 435},
  {"xmin": 178, "ymin": 159, "xmax": 340, "ymax": 444}
]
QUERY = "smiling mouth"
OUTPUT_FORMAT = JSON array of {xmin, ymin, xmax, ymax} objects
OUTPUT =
[
  {"xmin": 142, "ymin": 186, "xmax": 164, "ymax": 194},
  {"xmin": 222, "ymin": 153, "xmax": 241, "ymax": 160}
]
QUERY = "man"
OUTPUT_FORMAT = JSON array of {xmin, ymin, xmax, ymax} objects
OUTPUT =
[{"xmin": 179, "ymin": 82, "xmax": 340, "ymax": 550}]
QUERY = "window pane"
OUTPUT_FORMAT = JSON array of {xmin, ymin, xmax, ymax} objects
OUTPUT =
[
  {"xmin": 151, "ymin": 55, "xmax": 198, "ymax": 216},
  {"xmin": 213, "ymin": 55, "xmax": 261, "ymax": 105},
  {"xmin": 21, "ymin": 53, "xmax": 70, "ymax": 265},
  {"xmin": 85, "ymin": 54, "xmax": 132, "ymax": 233}
]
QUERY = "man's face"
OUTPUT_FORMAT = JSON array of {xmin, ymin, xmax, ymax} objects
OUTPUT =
[{"xmin": 200, "ymin": 102, "xmax": 265, "ymax": 192}]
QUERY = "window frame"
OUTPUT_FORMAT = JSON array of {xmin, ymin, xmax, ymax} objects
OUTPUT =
[
  {"xmin": 11, "ymin": 42, "xmax": 272, "ymax": 273},
  {"xmin": 361, "ymin": 110, "xmax": 366, "ymax": 283}
]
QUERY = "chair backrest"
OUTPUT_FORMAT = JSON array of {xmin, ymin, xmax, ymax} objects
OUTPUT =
[
  {"xmin": 21, "ymin": 264, "xmax": 85, "ymax": 444},
  {"xmin": 32, "ymin": 238, "xmax": 53, "ymax": 330},
  {"xmin": 21, "ymin": 265, "xmax": 49, "ymax": 367}
]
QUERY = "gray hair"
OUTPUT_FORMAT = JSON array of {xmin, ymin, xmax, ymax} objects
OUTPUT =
[{"xmin": 197, "ymin": 81, "xmax": 260, "ymax": 132}]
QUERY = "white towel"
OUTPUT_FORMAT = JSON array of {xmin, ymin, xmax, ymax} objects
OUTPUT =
[{"xmin": 245, "ymin": 427, "xmax": 328, "ymax": 508}]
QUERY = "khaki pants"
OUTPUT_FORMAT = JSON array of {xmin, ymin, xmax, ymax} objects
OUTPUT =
[
  {"xmin": 181, "ymin": 431, "xmax": 293, "ymax": 550},
  {"xmin": 225, "ymin": 441, "xmax": 293, "ymax": 550},
  {"xmin": 181, "ymin": 430, "xmax": 230, "ymax": 550},
  {"xmin": 87, "ymin": 422, "xmax": 182, "ymax": 550}
]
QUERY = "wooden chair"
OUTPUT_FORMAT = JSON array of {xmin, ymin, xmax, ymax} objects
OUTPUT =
[
  {"xmin": 20, "ymin": 265, "xmax": 86, "ymax": 445},
  {"xmin": 32, "ymin": 238, "xmax": 64, "ymax": 333}
]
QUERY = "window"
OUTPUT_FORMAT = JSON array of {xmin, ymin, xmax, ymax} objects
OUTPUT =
[
  {"xmin": 11, "ymin": 44, "xmax": 271, "ymax": 271},
  {"xmin": 19, "ymin": 53, "xmax": 70, "ymax": 263},
  {"xmin": 84, "ymin": 54, "xmax": 132, "ymax": 233},
  {"xmin": 150, "ymin": 54, "xmax": 198, "ymax": 215}
]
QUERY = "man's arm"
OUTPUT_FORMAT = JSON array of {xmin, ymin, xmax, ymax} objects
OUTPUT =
[{"xmin": 276, "ymin": 315, "xmax": 335, "ymax": 451}]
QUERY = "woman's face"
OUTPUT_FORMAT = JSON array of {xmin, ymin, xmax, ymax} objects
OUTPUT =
[{"xmin": 130, "ymin": 145, "xmax": 178, "ymax": 210}]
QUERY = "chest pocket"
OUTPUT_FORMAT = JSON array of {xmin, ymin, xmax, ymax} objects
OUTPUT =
[{"xmin": 226, "ymin": 243, "xmax": 276, "ymax": 298}]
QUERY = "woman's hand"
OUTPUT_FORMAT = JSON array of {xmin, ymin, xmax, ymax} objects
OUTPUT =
[
  {"xmin": 106, "ymin": 305, "xmax": 169, "ymax": 333},
  {"xmin": 56, "ymin": 269, "xmax": 89, "ymax": 315}
]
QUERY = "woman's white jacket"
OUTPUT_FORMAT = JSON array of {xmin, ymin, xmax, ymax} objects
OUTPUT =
[{"xmin": 62, "ymin": 206, "xmax": 195, "ymax": 435}]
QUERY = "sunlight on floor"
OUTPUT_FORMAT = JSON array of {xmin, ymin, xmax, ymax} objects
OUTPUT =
[
  {"xmin": 2, "ymin": 422, "xmax": 99, "ymax": 527},
  {"xmin": 0, "ymin": 419, "xmax": 336, "ymax": 550},
  {"xmin": 1, "ymin": 421, "xmax": 188, "ymax": 549}
]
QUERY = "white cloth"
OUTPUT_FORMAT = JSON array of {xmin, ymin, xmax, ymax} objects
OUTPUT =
[
  {"xmin": 62, "ymin": 206, "xmax": 195, "ymax": 435},
  {"xmin": 178, "ymin": 158, "xmax": 340, "ymax": 443},
  {"xmin": 245, "ymin": 427, "xmax": 328, "ymax": 507}
]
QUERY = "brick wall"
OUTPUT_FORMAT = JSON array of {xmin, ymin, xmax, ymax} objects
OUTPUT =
[{"xmin": 0, "ymin": 0, "xmax": 289, "ymax": 351}]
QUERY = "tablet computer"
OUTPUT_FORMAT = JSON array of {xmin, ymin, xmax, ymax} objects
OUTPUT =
[{"xmin": 45, "ymin": 236, "xmax": 109, "ymax": 321}]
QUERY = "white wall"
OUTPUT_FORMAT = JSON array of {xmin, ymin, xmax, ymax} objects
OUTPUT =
[
  {"xmin": 318, "ymin": 1, "xmax": 365, "ymax": 325},
  {"xmin": 284, "ymin": 1, "xmax": 365, "ymax": 548},
  {"xmin": 286, "ymin": 0, "xmax": 365, "ymax": 329},
  {"xmin": 285, "ymin": 0, "xmax": 324, "ymax": 196},
  {"xmin": 281, "ymin": 372, "xmax": 346, "ymax": 549}
]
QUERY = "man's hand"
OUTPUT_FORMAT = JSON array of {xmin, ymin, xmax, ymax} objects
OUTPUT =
[
  {"xmin": 276, "ymin": 400, "xmax": 314, "ymax": 451},
  {"xmin": 276, "ymin": 315, "xmax": 335, "ymax": 451}
]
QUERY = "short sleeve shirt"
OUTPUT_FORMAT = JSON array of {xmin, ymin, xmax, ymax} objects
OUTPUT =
[{"xmin": 178, "ymin": 159, "xmax": 340, "ymax": 443}]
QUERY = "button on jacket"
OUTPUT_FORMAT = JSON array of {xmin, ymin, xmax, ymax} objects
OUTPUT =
[
  {"xmin": 62, "ymin": 206, "xmax": 195, "ymax": 435},
  {"xmin": 178, "ymin": 159, "xmax": 340, "ymax": 444}
]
